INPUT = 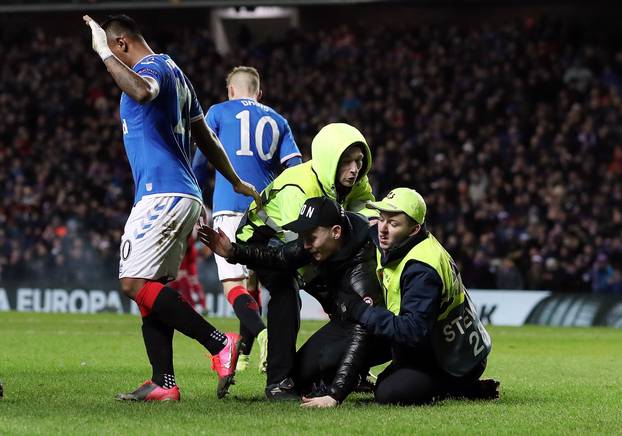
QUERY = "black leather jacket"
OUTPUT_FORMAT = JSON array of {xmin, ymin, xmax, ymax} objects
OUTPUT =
[{"xmin": 229, "ymin": 212, "xmax": 384, "ymax": 402}]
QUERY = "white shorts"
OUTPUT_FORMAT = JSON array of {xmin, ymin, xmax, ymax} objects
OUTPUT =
[
  {"xmin": 119, "ymin": 195, "xmax": 202, "ymax": 282},
  {"xmin": 213, "ymin": 213, "xmax": 250, "ymax": 281}
]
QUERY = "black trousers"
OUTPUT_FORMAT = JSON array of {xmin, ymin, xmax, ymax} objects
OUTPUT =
[
  {"xmin": 374, "ymin": 358, "xmax": 487, "ymax": 405},
  {"xmin": 294, "ymin": 319, "xmax": 350, "ymax": 393},
  {"xmin": 256, "ymin": 268, "xmax": 301, "ymax": 386},
  {"xmin": 293, "ymin": 318, "xmax": 488, "ymax": 405},
  {"xmin": 293, "ymin": 319, "xmax": 391, "ymax": 394}
]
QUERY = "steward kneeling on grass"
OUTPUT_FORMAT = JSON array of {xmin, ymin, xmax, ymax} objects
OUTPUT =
[
  {"xmin": 199, "ymin": 196, "xmax": 385, "ymax": 406},
  {"xmin": 332, "ymin": 188, "xmax": 500, "ymax": 406}
]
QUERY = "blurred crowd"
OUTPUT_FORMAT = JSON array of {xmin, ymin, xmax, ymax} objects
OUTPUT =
[{"xmin": 1, "ymin": 17, "xmax": 622, "ymax": 293}]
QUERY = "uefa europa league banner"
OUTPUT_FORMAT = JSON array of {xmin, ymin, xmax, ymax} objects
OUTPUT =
[
  {"xmin": 0, "ymin": 286, "xmax": 138, "ymax": 314},
  {"xmin": 1, "ymin": 285, "xmax": 621, "ymax": 327},
  {"xmin": 0, "ymin": 284, "xmax": 326, "ymax": 320}
]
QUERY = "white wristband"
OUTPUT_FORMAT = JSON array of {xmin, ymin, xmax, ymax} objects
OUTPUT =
[{"xmin": 98, "ymin": 47, "xmax": 113, "ymax": 61}]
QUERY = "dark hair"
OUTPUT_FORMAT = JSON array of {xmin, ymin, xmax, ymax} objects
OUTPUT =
[
  {"xmin": 405, "ymin": 214, "xmax": 420, "ymax": 227},
  {"xmin": 100, "ymin": 14, "xmax": 142, "ymax": 38}
]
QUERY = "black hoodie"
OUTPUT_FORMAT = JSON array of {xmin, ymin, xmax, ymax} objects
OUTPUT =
[{"xmin": 228, "ymin": 212, "xmax": 384, "ymax": 401}]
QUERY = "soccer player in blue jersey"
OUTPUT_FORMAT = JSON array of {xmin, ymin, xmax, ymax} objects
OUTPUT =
[
  {"xmin": 83, "ymin": 14, "xmax": 261, "ymax": 402},
  {"xmin": 193, "ymin": 67, "xmax": 301, "ymax": 392}
]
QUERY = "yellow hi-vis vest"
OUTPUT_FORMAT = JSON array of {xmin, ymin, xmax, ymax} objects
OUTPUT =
[
  {"xmin": 377, "ymin": 233, "xmax": 492, "ymax": 377},
  {"xmin": 236, "ymin": 161, "xmax": 375, "ymax": 243}
]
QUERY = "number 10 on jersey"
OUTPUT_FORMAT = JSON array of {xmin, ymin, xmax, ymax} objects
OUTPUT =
[{"xmin": 235, "ymin": 110, "xmax": 280, "ymax": 161}]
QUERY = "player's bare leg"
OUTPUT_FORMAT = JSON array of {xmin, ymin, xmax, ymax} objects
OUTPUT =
[{"xmin": 120, "ymin": 277, "xmax": 147, "ymax": 300}]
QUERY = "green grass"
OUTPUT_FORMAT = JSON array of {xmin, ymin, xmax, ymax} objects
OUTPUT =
[{"xmin": 0, "ymin": 312, "xmax": 621, "ymax": 435}]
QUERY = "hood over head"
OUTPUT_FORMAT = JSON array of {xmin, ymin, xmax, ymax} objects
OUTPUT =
[{"xmin": 310, "ymin": 123, "xmax": 372, "ymax": 199}]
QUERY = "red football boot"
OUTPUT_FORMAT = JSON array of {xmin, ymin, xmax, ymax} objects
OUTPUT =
[
  {"xmin": 211, "ymin": 332, "xmax": 241, "ymax": 399},
  {"xmin": 115, "ymin": 380, "xmax": 180, "ymax": 402}
]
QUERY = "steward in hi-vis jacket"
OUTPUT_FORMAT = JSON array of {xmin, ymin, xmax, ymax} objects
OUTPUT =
[{"xmin": 336, "ymin": 188, "xmax": 500, "ymax": 405}]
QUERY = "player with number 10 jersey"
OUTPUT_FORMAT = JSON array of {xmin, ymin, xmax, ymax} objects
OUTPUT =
[
  {"xmin": 194, "ymin": 93, "xmax": 301, "ymax": 215},
  {"xmin": 193, "ymin": 67, "xmax": 301, "ymax": 385}
]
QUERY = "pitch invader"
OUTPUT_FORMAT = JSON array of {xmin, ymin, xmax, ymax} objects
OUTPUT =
[
  {"xmin": 193, "ymin": 66, "xmax": 301, "ymax": 396},
  {"xmin": 83, "ymin": 14, "xmax": 261, "ymax": 401}
]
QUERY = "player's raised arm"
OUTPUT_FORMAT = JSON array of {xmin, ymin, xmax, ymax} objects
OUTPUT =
[
  {"xmin": 191, "ymin": 118, "xmax": 262, "ymax": 207},
  {"xmin": 83, "ymin": 15, "xmax": 158, "ymax": 104}
]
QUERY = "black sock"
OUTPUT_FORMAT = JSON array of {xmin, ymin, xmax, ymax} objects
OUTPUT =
[
  {"xmin": 142, "ymin": 314, "xmax": 174, "ymax": 387},
  {"xmin": 151, "ymin": 286, "xmax": 227, "ymax": 355},
  {"xmin": 239, "ymin": 322, "xmax": 255, "ymax": 355},
  {"xmin": 231, "ymin": 293, "xmax": 266, "ymax": 338}
]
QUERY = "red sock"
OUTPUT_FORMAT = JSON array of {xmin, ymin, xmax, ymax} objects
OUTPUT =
[
  {"xmin": 136, "ymin": 281, "xmax": 164, "ymax": 317},
  {"xmin": 249, "ymin": 288, "xmax": 261, "ymax": 308},
  {"xmin": 227, "ymin": 285, "xmax": 246, "ymax": 304}
]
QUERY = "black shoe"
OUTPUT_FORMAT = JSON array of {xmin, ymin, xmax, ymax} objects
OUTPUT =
[
  {"xmin": 460, "ymin": 379, "xmax": 501, "ymax": 400},
  {"xmin": 265, "ymin": 378, "xmax": 300, "ymax": 401},
  {"xmin": 0, "ymin": 381, "xmax": 3, "ymax": 399},
  {"xmin": 354, "ymin": 372, "xmax": 376, "ymax": 393}
]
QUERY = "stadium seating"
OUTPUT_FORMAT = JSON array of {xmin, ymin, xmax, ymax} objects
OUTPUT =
[{"xmin": 1, "ymin": 18, "xmax": 621, "ymax": 293}]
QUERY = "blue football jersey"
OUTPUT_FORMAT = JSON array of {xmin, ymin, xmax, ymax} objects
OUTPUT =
[
  {"xmin": 193, "ymin": 98, "xmax": 301, "ymax": 215},
  {"xmin": 120, "ymin": 53, "xmax": 203, "ymax": 205}
]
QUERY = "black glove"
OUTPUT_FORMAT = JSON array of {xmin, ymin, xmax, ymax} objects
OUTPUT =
[
  {"xmin": 336, "ymin": 291, "xmax": 369, "ymax": 322},
  {"xmin": 305, "ymin": 280, "xmax": 337, "ymax": 315}
]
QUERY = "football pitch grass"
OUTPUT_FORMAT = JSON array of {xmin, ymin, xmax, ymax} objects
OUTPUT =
[{"xmin": 0, "ymin": 312, "xmax": 620, "ymax": 435}]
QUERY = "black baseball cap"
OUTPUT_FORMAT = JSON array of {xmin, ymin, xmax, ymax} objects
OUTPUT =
[{"xmin": 283, "ymin": 197, "xmax": 346, "ymax": 234}]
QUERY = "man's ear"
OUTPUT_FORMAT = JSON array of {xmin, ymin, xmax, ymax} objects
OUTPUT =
[
  {"xmin": 409, "ymin": 224, "xmax": 421, "ymax": 237},
  {"xmin": 332, "ymin": 225, "xmax": 342, "ymax": 240},
  {"xmin": 256, "ymin": 89, "xmax": 263, "ymax": 101},
  {"xmin": 117, "ymin": 36, "xmax": 128, "ymax": 52}
]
